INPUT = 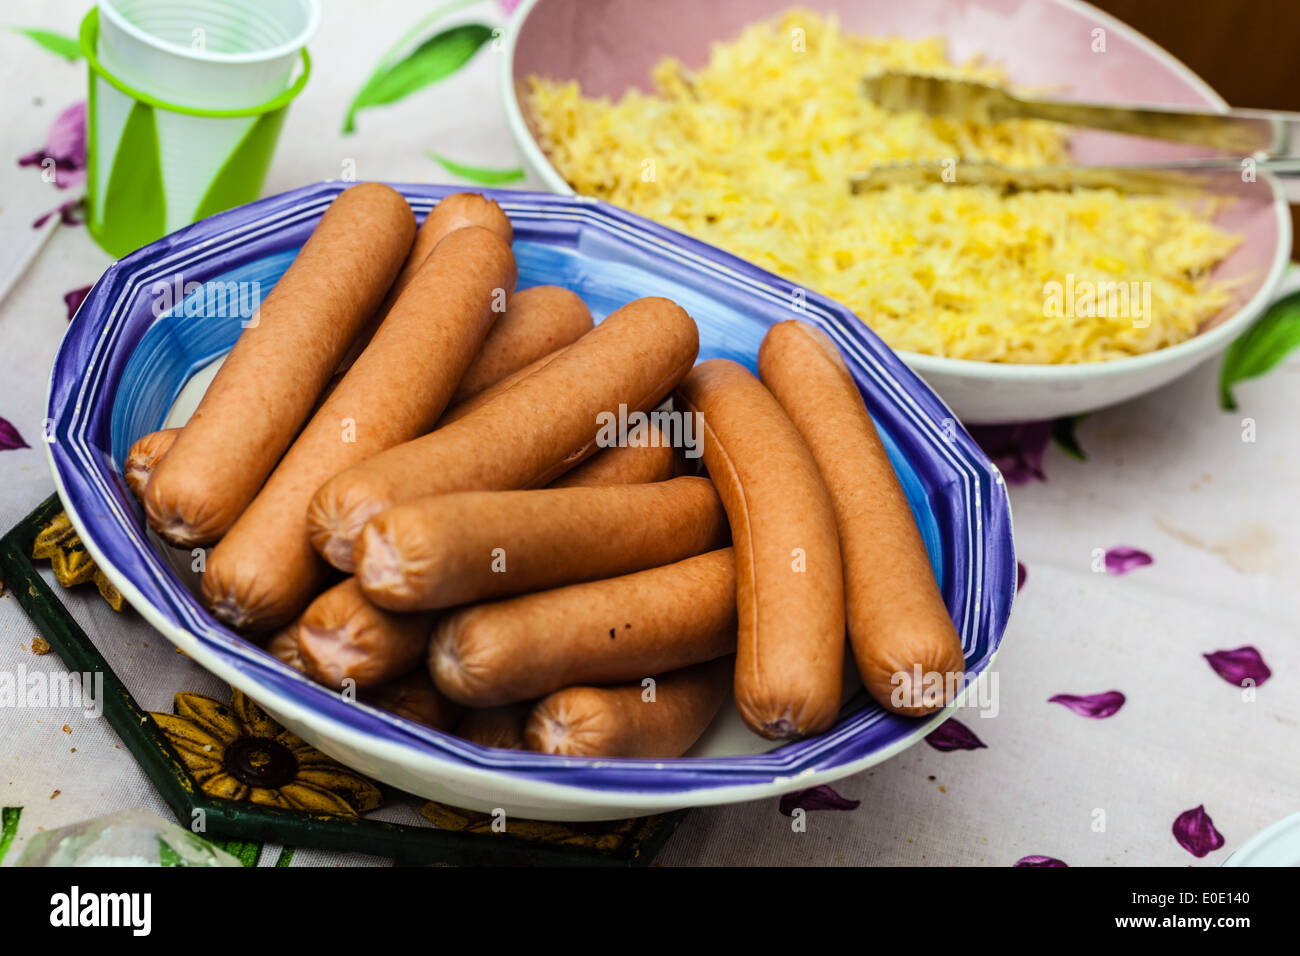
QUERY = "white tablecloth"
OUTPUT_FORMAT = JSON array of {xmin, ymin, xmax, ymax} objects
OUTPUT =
[{"xmin": 1, "ymin": 0, "xmax": 1296, "ymax": 866}]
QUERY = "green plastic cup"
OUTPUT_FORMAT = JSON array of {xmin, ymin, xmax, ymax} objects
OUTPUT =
[{"xmin": 80, "ymin": 6, "xmax": 314, "ymax": 257}]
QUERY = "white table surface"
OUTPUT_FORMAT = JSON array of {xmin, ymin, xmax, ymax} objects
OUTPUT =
[{"xmin": 1, "ymin": 0, "xmax": 1297, "ymax": 866}]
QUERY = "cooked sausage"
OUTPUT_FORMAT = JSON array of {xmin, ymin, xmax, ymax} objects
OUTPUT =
[
  {"xmin": 430, "ymin": 548, "xmax": 736, "ymax": 707},
  {"xmin": 143, "ymin": 183, "xmax": 416, "ymax": 546},
  {"xmin": 758, "ymin": 320, "xmax": 964, "ymax": 716},
  {"xmin": 308, "ymin": 297, "xmax": 699, "ymax": 572},
  {"xmin": 548, "ymin": 421, "xmax": 678, "ymax": 487},
  {"xmin": 356, "ymin": 476, "xmax": 726, "ymax": 611},
  {"xmin": 436, "ymin": 348, "xmax": 562, "ymax": 427},
  {"xmin": 451, "ymin": 286, "xmax": 592, "ymax": 404},
  {"xmin": 454, "ymin": 704, "xmax": 530, "ymax": 750},
  {"xmin": 295, "ymin": 578, "xmax": 431, "ymax": 691},
  {"xmin": 524, "ymin": 657, "xmax": 733, "ymax": 758},
  {"xmin": 675, "ymin": 359, "xmax": 844, "ymax": 740},
  {"xmin": 201, "ymin": 225, "xmax": 516, "ymax": 630},
  {"xmin": 394, "ymin": 193, "xmax": 513, "ymax": 300},
  {"xmin": 365, "ymin": 670, "xmax": 462, "ymax": 731},
  {"xmin": 124, "ymin": 428, "xmax": 179, "ymax": 499},
  {"xmin": 335, "ymin": 193, "xmax": 515, "ymax": 373},
  {"xmin": 267, "ymin": 624, "xmax": 305, "ymax": 672}
]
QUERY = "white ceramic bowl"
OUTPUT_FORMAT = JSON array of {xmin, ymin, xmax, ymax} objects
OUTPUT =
[{"xmin": 500, "ymin": 0, "xmax": 1291, "ymax": 424}]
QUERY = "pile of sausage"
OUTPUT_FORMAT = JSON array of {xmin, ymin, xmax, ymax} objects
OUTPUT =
[{"xmin": 125, "ymin": 183, "xmax": 966, "ymax": 759}]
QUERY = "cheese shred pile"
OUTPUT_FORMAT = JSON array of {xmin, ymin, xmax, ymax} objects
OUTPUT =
[{"xmin": 527, "ymin": 10, "xmax": 1241, "ymax": 364}]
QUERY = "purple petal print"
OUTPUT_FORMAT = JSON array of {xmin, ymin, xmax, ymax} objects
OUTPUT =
[
  {"xmin": 32, "ymin": 197, "xmax": 85, "ymax": 230},
  {"xmin": 1203, "ymin": 646, "xmax": 1271, "ymax": 688},
  {"xmin": 63, "ymin": 284, "xmax": 92, "ymax": 321},
  {"xmin": 18, "ymin": 101, "xmax": 86, "ymax": 190},
  {"xmin": 1105, "ymin": 547, "xmax": 1153, "ymax": 575},
  {"xmin": 1048, "ymin": 691, "xmax": 1125, "ymax": 719},
  {"xmin": 1014, "ymin": 855, "xmax": 1068, "ymax": 867},
  {"xmin": 924, "ymin": 718, "xmax": 987, "ymax": 752},
  {"xmin": 778, "ymin": 785, "xmax": 860, "ymax": 816},
  {"xmin": 1172, "ymin": 805, "xmax": 1225, "ymax": 858},
  {"xmin": 0, "ymin": 418, "xmax": 30, "ymax": 452},
  {"xmin": 1016, "ymin": 561, "xmax": 1027, "ymax": 592},
  {"xmin": 45, "ymin": 102, "xmax": 86, "ymax": 164},
  {"xmin": 968, "ymin": 422, "xmax": 1051, "ymax": 485}
]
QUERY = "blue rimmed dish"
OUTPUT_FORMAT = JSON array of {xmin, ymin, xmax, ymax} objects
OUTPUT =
[{"xmin": 47, "ymin": 181, "xmax": 1015, "ymax": 821}]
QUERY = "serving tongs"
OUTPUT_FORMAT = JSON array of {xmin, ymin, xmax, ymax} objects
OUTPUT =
[
  {"xmin": 851, "ymin": 72, "xmax": 1300, "ymax": 195},
  {"xmin": 851, "ymin": 157, "xmax": 1300, "ymax": 195}
]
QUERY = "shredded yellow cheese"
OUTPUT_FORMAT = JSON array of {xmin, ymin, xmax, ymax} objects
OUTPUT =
[{"xmin": 527, "ymin": 10, "xmax": 1240, "ymax": 364}]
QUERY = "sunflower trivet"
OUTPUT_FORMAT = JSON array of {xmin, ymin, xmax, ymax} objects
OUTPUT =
[
  {"xmin": 150, "ymin": 689, "xmax": 383, "ymax": 817},
  {"xmin": 30, "ymin": 509, "xmax": 124, "ymax": 610},
  {"xmin": 420, "ymin": 803, "xmax": 682, "ymax": 861},
  {"xmin": 0, "ymin": 494, "xmax": 688, "ymax": 865}
]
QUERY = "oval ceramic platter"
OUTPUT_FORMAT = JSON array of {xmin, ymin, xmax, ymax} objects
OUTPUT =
[{"xmin": 47, "ymin": 182, "xmax": 1015, "ymax": 820}]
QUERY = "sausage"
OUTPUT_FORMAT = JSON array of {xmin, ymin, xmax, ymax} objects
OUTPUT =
[
  {"xmin": 356, "ymin": 476, "xmax": 727, "ymax": 612},
  {"xmin": 267, "ymin": 624, "xmax": 305, "ymax": 672},
  {"xmin": 524, "ymin": 657, "xmax": 733, "ymax": 758},
  {"xmin": 675, "ymin": 359, "xmax": 844, "ymax": 740},
  {"xmin": 445, "ymin": 371, "xmax": 677, "ymax": 488},
  {"xmin": 200, "ymin": 225, "xmax": 516, "ymax": 630},
  {"xmin": 416, "ymin": 289, "xmax": 590, "ymax": 431},
  {"xmin": 429, "ymin": 548, "xmax": 736, "ymax": 707},
  {"xmin": 758, "ymin": 321, "xmax": 964, "ymax": 716},
  {"xmin": 143, "ymin": 183, "xmax": 416, "ymax": 546},
  {"xmin": 366, "ymin": 670, "xmax": 462, "ymax": 731},
  {"xmin": 451, "ymin": 286, "xmax": 592, "ymax": 404},
  {"xmin": 124, "ymin": 428, "xmax": 180, "ymax": 499},
  {"xmin": 308, "ymin": 296, "xmax": 699, "ymax": 572},
  {"xmin": 437, "ymin": 348, "xmax": 561, "ymax": 427},
  {"xmin": 454, "ymin": 704, "xmax": 529, "ymax": 750},
  {"xmin": 335, "ymin": 193, "xmax": 515, "ymax": 374},
  {"xmin": 394, "ymin": 193, "xmax": 513, "ymax": 301},
  {"xmin": 548, "ymin": 421, "xmax": 678, "ymax": 487},
  {"xmin": 295, "ymin": 578, "xmax": 431, "ymax": 690}
]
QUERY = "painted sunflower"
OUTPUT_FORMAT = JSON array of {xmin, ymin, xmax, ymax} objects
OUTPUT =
[
  {"xmin": 151, "ymin": 688, "xmax": 383, "ymax": 816},
  {"xmin": 31, "ymin": 510, "xmax": 124, "ymax": 610},
  {"xmin": 420, "ymin": 802, "xmax": 646, "ymax": 852}
]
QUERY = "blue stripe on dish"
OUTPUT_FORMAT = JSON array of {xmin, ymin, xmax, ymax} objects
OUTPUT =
[
  {"xmin": 48, "ymin": 182, "xmax": 1016, "ymax": 794},
  {"xmin": 112, "ymin": 248, "xmax": 301, "ymax": 465}
]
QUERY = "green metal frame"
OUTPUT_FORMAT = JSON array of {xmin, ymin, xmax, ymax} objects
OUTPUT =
[{"xmin": 0, "ymin": 495, "xmax": 686, "ymax": 866}]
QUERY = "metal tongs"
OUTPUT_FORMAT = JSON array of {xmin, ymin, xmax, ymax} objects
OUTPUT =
[{"xmin": 851, "ymin": 72, "xmax": 1300, "ymax": 195}]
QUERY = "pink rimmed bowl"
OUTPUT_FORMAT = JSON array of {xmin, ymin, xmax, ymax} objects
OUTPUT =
[{"xmin": 500, "ymin": 0, "xmax": 1291, "ymax": 423}]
